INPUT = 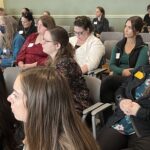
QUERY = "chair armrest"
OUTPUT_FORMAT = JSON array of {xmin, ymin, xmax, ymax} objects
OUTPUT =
[
  {"xmin": 88, "ymin": 68, "xmax": 107, "ymax": 76},
  {"xmin": 91, "ymin": 103, "xmax": 112, "ymax": 116},
  {"xmin": 91, "ymin": 103, "xmax": 112, "ymax": 139},
  {"xmin": 83, "ymin": 102, "xmax": 104, "ymax": 115},
  {"xmin": 82, "ymin": 102, "xmax": 104, "ymax": 122}
]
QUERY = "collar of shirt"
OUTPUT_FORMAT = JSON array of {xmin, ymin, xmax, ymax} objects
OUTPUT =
[{"xmin": 98, "ymin": 17, "xmax": 101, "ymax": 21}]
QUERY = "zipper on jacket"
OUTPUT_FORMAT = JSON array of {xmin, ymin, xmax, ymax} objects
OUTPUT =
[{"xmin": 130, "ymin": 117, "xmax": 141, "ymax": 137}]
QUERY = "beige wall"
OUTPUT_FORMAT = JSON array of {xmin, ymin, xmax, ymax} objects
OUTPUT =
[
  {"xmin": 4, "ymin": 0, "xmax": 150, "ymax": 31},
  {"xmin": 0, "ymin": 0, "xmax": 4, "ymax": 8}
]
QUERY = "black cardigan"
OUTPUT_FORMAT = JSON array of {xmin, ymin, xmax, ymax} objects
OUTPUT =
[
  {"xmin": 107, "ymin": 65, "xmax": 150, "ymax": 137},
  {"xmin": 115, "ymin": 35, "xmax": 147, "ymax": 67}
]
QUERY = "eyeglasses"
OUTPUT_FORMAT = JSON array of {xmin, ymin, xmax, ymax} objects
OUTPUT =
[
  {"xmin": 74, "ymin": 31, "xmax": 85, "ymax": 36},
  {"xmin": 43, "ymin": 38, "xmax": 54, "ymax": 43}
]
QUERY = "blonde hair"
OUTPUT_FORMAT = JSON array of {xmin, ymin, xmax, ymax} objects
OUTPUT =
[{"xmin": 0, "ymin": 16, "xmax": 17, "ymax": 50}]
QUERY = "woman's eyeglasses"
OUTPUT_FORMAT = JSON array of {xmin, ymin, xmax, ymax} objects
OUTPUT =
[
  {"xmin": 74, "ymin": 31, "xmax": 85, "ymax": 36},
  {"xmin": 43, "ymin": 38, "xmax": 54, "ymax": 43}
]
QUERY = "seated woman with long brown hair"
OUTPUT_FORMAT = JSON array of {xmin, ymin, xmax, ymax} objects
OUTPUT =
[
  {"xmin": 8, "ymin": 67, "xmax": 99, "ymax": 150},
  {"xmin": 42, "ymin": 26, "xmax": 92, "ymax": 115}
]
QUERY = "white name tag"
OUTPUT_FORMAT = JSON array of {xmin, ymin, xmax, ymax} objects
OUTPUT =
[
  {"xmin": 145, "ymin": 78, "xmax": 150, "ymax": 86},
  {"xmin": 28, "ymin": 43, "xmax": 34, "ymax": 47},
  {"xmin": 94, "ymin": 21, "xmax": 97, "ymax": 25},
  {"xmin": 19, "ymin": 30, "xmax": 23, "ymax": 34},
  {"xmin": 116, "ymin": 53, "xmax": 120, "ymax": 59},
  {"xmin": 3, "ymin": 48, "xmax": 7, "ymax": 53}
]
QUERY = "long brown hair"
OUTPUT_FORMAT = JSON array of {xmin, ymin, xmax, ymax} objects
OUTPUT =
[
  {"xmin": 46, "ymin": 26, "xmax": 75, "ymax": 66},
  {"xmin": 125, "ymin": 16, "xmax": 143, "ymax": 33},
  {"xmin": 19, "ymin": 67, "xmax": 99, "ymax": 150}
]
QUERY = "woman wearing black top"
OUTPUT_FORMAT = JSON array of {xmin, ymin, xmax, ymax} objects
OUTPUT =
[
  {"xmin": 98, "ymin": 65, "xmax": 150, "ymax": 150},
  {"xmin": 18, "ymin": 11, "xmax": 37, "ymax": 39},
  {"xmin": 144, "ymin": 4, "xmax": 150, "ymax": 32},
  {"xmin": 0, "ymin": 68, "xmax": 17, "ymax": 150},
  {"xmin": 92, "ymin": 6, "xmax": 109, "ymax": 38}
]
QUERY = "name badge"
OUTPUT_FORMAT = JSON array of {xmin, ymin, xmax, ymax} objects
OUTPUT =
[
  {"xmin": 3, "ymin": 48, "xmax": 7, "ymax": 53},
  {"xmin": 145, "ymin": 79, "xmax": 150, "ymax": 86},
  {"xmin": 94, "ymin": 21, "xmax": 97, "ymax": 25},
  {"xmin": 28, "ymin": 43, "xmax": 34, "ymax": 47},
  {"xmin": 19, "ymin": 30, "xmax": 23, "ymax": 34},
  {"xmin": 134, "ymin": 71, "xmax": 144, "ymax": 79},
  {"xmin": 116, "ymin": 53, "xmax": 120, "ymax": 59}
]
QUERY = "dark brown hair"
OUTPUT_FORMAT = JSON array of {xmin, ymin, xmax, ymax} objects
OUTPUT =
[
  {"xmin": 22, "ymin": 11, "xmax": 34, "ymax": 22},
  {"xmin": 0, "ymin": 7, "xmax": 5, "ymax": 12},
  {"xmin": 96, "ymin": 6, "xmax": 105, "ymax": 17},
  {"xmin": 19, "ymin": 67, "xmax": 99, "ymax": 150},
  {"xmin": 125, "ymin": 16, "xmax": 144, "ymax": 33},
  {"xmin": 147, "ymin": 4, "xmax": 150, "ymax": 10},
  {"xmin": 74, "ymin": 16, "xmax": 93, "ymax": 33},
  {"xmin": 47, "ymin": 26, "xmax": 75, "ymax": 65},
  {"xmin": 22, "ymin": 8, "xmax": 30, "ymax": 13}
]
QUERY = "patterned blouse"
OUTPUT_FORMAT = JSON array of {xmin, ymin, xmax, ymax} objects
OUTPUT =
[{"xmin": 56, "ymin": 56, "xmax": 92, "ymax": 115}]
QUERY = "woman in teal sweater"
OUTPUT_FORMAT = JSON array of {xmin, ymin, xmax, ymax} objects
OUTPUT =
[
  {"xmin": 109, "ymin": 36, "xmax": 148, "ymax": 75},
  {"xmin": 109, "ymin": 17, "xmax": 148, "ymax": 76},
  {"xmin": 100, "ymin": 16, "xmax": 149, "ymax": 122}
]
